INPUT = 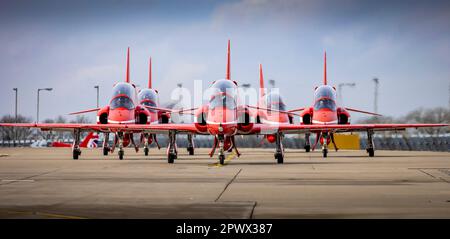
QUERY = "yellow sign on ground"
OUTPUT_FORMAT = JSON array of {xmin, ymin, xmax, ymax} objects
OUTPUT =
[{"xmin": 328, "ymin": 133, "xmax": 360, "ymax": 150}]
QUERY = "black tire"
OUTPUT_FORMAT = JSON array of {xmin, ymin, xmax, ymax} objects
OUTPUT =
[
  {"xmin": 219, "ymin": 155, "xmax": 225, "ymax": 165},
  {"xmin": 73, "ymin": 150, "xmax": 79, "ymax": 160},
  {"xmin": 119, "ymin": 151, "xmax": 124, "ymax": 160},
  {"xmin": 144, "ymin": 148, "xmax": 149, "ymax": 156},
  {"xmin": 304, "ymin": 145, "xmax": 311, "ymax": 152},
  {"xmin": 103, "ymin": 147, "xmax": 109, "ymax": 156},
  {"xmin": 168, "ymin": 153, "xmax": 175, "ymax": 164},
  {"xmin": 187, "ymin": 147, "xmax": 194, "ymax": 155},
  {"xmin": 368, "ymin": 148, "xmax": 375, "ymax": 157},
  {"xmin": 276, "ymin": 153, "xmax": 284, "ymax": 164},
  {"xmin": 323, "ymin": 149, "xmax": 328, "ymax": 158}
]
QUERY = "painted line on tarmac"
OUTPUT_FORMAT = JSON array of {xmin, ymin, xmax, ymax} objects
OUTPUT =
[
  {"xmin": 1, "ymin": 179, "xmax": 35, "ymax": 182},
  {"xmin": 1, "ymin": 209, "xmax": 87, "ymax": 219},
  {"xmin": 209, "ymin": 152, "xmax": 237, "ymax": 168}
]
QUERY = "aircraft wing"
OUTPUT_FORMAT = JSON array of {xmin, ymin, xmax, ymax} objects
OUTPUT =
[
  {"xmin": 1, "ymin": 122, "xmax": 447, "ymax": 136},
  {"xmin": 269, "ymin": 123, "xmax": 449, "ymax": 134},
  {"xmin": 0, "ymin": 123, "xmax": 201, "ymax": 135}
]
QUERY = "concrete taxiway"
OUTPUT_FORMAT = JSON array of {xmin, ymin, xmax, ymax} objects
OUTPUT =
[{"xmin": 0, "ymin": 147, "xmax": 449, "ymax": 218}]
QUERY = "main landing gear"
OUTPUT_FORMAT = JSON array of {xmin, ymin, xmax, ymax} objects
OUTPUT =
[
  {"xmin": 366, "ymin": 129, "xmax": 375, "ymax": 157},
  {"xmin": 304, "ymin": 133, "xmax": 311, "ymax": 152},
  {"xmin": 72, "ymin": 129, "xmax": 81, "ymax": 160},
  {"xmin": 274, "ymin": 132, "xmax": 284, "ymax": 164},
  {"xmin": 103, "ymin": 132, "xmax": 110, "ymax": 156},
  {"xmin": 187, "ymin": 134, "xmax": 195, "ymax": 155},
  {"xmin": 167, "ymin": 131, "xmax": 178, "ymax": 164}
]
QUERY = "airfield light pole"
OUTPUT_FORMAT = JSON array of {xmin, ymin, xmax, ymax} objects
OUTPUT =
[
  {"xmin": 94, "ymin": 85, "xmax": 99, "ymax": 108},
  {"xmin": 37, "ymin": 88, "xmax": 53, "ymax": 123},
  {"xmin": 337, "ymin": 83, "xmax": 356, "ymax": 105},
  {"xmin": 13, "ymin": 88, "xmax": 18, "ymax": 147},
  {"xmin": 373, "ymin": 78, "xmax": 379, "ymax": 114}
]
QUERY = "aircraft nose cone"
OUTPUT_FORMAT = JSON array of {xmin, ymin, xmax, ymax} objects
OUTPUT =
[
  {"xmin": 108, "ymin": 108, "xmax": 134, "ymax": 123},
  {"xmin": 313, "ymin": 110, "xmax": 337, "ymax": 124}
]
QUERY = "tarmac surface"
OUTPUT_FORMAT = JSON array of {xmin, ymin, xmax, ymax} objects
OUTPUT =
[{"xmin": 0, "ymin": 147, "xmax": 449, "ymax": 218}]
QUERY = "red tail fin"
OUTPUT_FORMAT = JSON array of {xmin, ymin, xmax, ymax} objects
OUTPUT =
[
  {"xmin": 323, "ymin": 51, "xmax": 327, "ymax": 85},
  {"xmin": 259, "ymin": 64, "xmax": 265, "ymax": 97},
  {"xmin": 126, "ymin": 47, "xmax": 130, "ymax": 83},
  {"xmin": 79, "ymin": 132, "xmax": 97, "ymax": 148},
  {"xmin": 226, "ymin": 40, "xmax": 231, "ymax": 80},
  {"xmin": 148, "ymin": 57, "xmax": 152, "ymax": 88}
]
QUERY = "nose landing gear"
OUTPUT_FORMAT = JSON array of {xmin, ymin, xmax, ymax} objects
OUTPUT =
[{"xmin": 167, "ymin": 131, "xmax": 177, "ymax": 163}]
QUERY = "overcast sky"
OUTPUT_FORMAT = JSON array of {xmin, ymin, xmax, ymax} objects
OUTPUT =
[{"xmin": 1, "ymin": 0, "xmax": 449, "ymax": 122}]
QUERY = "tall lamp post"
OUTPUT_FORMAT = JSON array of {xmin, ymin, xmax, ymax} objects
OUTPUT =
[
  {"xmin": 37, "ymin": 88, "xmax": 53, "ymax": 123},
  {"xmin": 94, "ymin": 85, "xmax": 99, "ymax": 108},
  {"xmin": 13, "ymin": 88, "xmax": 18, "ymax": 147}
]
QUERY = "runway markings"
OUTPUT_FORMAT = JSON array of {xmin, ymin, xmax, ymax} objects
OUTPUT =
[
  {"xmin": 1, "ymin": 179, "xmax": 34, "ymax": 182},
  {"xmin": 1, "ymin": 209, "xmax": 87, "ymax": 219},
  {"xmin": 215, "ymin": 168, "xmax": 242, "ymax": 202},
  {"xmin": 208, "ymin": 152, "xmax": 237, "ymax": 168}
]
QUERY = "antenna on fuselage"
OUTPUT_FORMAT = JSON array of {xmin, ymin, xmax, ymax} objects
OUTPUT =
[
  {"xmin": 226, "ymin": 40, "xmax": 231, "ymax": 80},
  {"xmin": 323, "ymin": 51, "xmax": 327, "ymax": 85},
  {"xmin": 148, "ymin": 57, "xmax": 152, "ymax": 89},
  {"xmin": 126, "ymin": 47, "xmax": 130, "ymax": 83}
]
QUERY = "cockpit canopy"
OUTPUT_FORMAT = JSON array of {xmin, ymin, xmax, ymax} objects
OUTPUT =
[
  {"xmin": 210, "ymin": 79, "xmax": 238, "ymax": 98},
  {"xmin": 209, "ymin": 94, "xmax": 237, "ymax": 110},
  {"xmin": 265, "ymin": 92, "xmax": 286, "ymax": 111},
  {"xmin": 138, "ymin": 89, "xmax": 159, "ymax": 110},
  {"xmin": 314, "ymin": 85, "xmax": 336, "ymax": 100},
  {"xmin": 110, "ymin": 82, "xmax": 136, "ymax": 110},
  {"xmin": 314, "ymin": 98, "xmax": 336, "ymax": 111}
]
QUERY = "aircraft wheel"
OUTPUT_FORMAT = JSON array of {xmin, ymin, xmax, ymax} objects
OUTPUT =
[
  {"xmin": 275, "ymin": 153, "xmax": 284, "ymax": 164},
  {"xmin": 322, "ymin": 149, "xmax": 328, "ymax": 158},
  {"xmin": 187, "ymin": 147, "xmax": 194, "ymax": 155},
  {"xmin": 219, "ymin": 155, "xmax": 225, "ymax": 165},
  {"xmin": 103, "ymin": 147, "xmax": 109, "ymax": 156},
  {"xmin": 73, "ymin": 150, "xmax": 80, "ymax": 160},
  {"xmin": 368, "ymin": 148, "xmax": 375, "ymax": 157},
  {"xmin": 304, "ymin": 145, "xmax": 311, "ymax": 152},
  {"xmin": 144, "ymin": 147, "xmax": 149, "ymax": 156},
  {"xmin": 118, "ymin": 150, "xmax": 124, "ymax": 160},
  {"xmin": 168, "ymin": 153, "xmax": 176, "ymax": 164}
]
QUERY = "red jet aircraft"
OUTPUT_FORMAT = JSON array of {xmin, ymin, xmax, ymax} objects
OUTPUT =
[
  {"xmin": 287, "ymin": 52, "xmax": 448, "ymax": 157},
  {"xmin": 1, "ymin": 45, "xmax": 447, "ymax": 164}
]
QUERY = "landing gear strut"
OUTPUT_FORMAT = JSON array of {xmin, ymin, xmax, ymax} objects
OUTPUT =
[
  {"xmin": 187, "ymin": 134, "xmax": 195, "ymax": 155},
  {"xmin": 230, "ymin": 136, "xmax": 241, "ymax": 157},
  {"xmin": 117, "ymin": 132, "xmax": 124, "ymax": 160},
  {"xmin": 103, "ymin": 133, "xmax": 110, "ymax": 156},
  {"xmin": 322, "ymin": 132, "xmax": 328, "ymax": 158},
  {"xmin": 304, "ymin": 133, "xmax": 311, "ymax": 152},
  {"xmin": 330, "ymin": 132, "xmax": 338, "ymax": 152},
  {"xmin": 218, "ymin": 135, "xmax": 225, "ymax": 165},
  {"xmin": 142, "ymin": 133, "xmax": 149, "ymax": 156},
  {"xmin": 274, "ymin": 132, "xmax": 284, "ymax": 164},
  {"xmin": 72, "ymin": 129, "xmax": 81, "ymax": 160},
  {"xmin": 366, "ymin": 129, "xmax": 375, "ymax": 157},
  {"xmin": 167, "ymin": 130, "xmax": 177, "ymax": 163}
]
